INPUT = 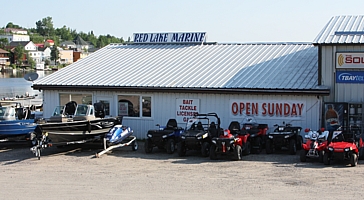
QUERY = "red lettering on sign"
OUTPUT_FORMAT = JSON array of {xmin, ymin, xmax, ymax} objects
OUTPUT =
[
  {"xmin": 276, "ymin": 103, "xmax": 282, "ymax": 116},
  {"xmin": 252, "ymin": 103, "xmax": 258, "ymax": 115},
  {"xmin": 262, "ymin": 103, "xmax": 267, "ymax": 115},
  {"xmin": 240, "ymin": 102, "xmax": 245, "ymax": 115},
  {"xmin": 232, "ymin": 102, "xmax": 238, "ymax": 115}
]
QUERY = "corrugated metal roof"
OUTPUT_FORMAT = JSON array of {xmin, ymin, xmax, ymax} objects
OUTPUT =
[
  {"xmin": 313, "ymin": 15, "xmax": 364, "ymax": 44},
  {"xmin": 34, "ymin": 42, "xmax": 322, "ymax": 92}
]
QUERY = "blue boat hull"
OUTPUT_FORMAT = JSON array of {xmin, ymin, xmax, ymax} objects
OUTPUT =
[{"xmin": 0, "ymin": 119, "xmax": 37, "ymax": 140}]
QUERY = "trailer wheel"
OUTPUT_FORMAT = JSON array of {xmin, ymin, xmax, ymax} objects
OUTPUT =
[
  {"xmin": 131, "ymin": 140, "xmax": 138, "ymax": 151},
  {"xmin": 288, "ymin": 139, "xmax": 297, "ymax": 155},
  {"xmin": 300, "ymin": 150, "xmax": 307, "ymax": 162},
  {"xmin": 201, "ymin": 142, "xmax": 210, "ymax": 157},
  {"xmin": 144, "ymin": 139, "xmax": 153, "ymax": 153},
  {"xmin": 350, "ymin": 152, "xmax": 358, "ymax": 167},
  {"xmin": 210, "ymin": 144, "xmax": 217, "ymax": 160},
  {"xmin": 166, "ymin": 139, "xmax": 175, "ymax": 154}
]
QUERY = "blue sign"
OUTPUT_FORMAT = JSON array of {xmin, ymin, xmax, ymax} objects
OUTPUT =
[{"xmin": 336, "ymin": 71, "xmax": 364, "ymax": 83}]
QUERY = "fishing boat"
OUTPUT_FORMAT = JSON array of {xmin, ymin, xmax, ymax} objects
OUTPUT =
[
  {"xmin": 31, "ymin": 102, "xmax": 121, "ymax": 159},
  {"xmin": 0, "ymin": 101, "xmax": 42, "ymax": 143}
]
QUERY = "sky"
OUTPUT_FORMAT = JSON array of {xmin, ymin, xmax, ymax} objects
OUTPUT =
[{"xmin": 1, "ymin": 0, "xmax": 364, "ymax": 43}]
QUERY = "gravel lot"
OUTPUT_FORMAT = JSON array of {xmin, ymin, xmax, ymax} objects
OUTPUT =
[{"xmin": 1, "ymin": 141, "xmax": 364, "ymax": 200}]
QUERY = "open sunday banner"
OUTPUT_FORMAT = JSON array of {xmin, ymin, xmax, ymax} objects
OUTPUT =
[{"xmin": 230, "ymin": 100, "xmax": 306, "ymax": 120}]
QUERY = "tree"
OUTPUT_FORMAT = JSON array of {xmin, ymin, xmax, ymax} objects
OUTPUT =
[
  {"xmin": 0, "ymin": 38, "xmax": 8, "ymax": 49},
  {"xmin": 36, "ymin": 16, "xmax": 54, "ymax": 37},
  {"xmin": 14, "ymin": 44, "xmax": 25, "ymax": 67},
  {"xmin": 50, "ymin": 46, "xmax": 60, "ymax": 65},
  {"xmin": 6, "ymin": 22, "xmax": 22, "ymax": 29},
  {"xmin": 45, "ymin": 59, "xmax": 50, "ymax": 66}
]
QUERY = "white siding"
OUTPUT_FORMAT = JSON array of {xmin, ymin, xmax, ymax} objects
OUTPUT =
[{"xmin": 43, "ymin": 90, "xmax": 321, "ymax": 139}]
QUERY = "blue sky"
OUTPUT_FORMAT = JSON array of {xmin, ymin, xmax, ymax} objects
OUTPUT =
[{"xmin": 1, "ymin": 0, "xmax": 363, "ymax": 43}]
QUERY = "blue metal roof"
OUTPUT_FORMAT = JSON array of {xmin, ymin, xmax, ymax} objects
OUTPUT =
[
  {"xmin": 34, "ymin": 42, "xmax": 323, "ymax": 92},
  {"xmin": 313, "ymin": 15, "xmax": 364, "ymax": 44}
]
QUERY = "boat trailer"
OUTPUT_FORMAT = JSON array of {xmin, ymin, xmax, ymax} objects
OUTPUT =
[{"xmin": 96, "ymin": 136, "xmax": 138, "ymax": 158}]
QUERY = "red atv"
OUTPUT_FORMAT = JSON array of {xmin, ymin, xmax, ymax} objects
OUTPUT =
[
  {"xmin": 239, "ymin": 118, "xmax": 268, "ymax": 154},
  {"xmin": 209, "ymin": 129, "xmax": 242, "ymax": 161},
  {"xmin": 300, "ymin": 128, "xmax": 328, "ymax": 162},
  {"xmin": 323, "ymin": 126, "xmax": 362, "ymax": 167}
]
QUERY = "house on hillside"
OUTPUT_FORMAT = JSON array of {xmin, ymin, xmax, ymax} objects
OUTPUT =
[
  {"xmin": 45, "ymin": 39, "xmax": 54, "ymax": 47},
  {"xmin": 4, "ymin": 28, "xmax": 28, "ymax": 35},
  {"xmin": 60, "ymin": 41, "xmax": 76, "ymax": 49},
  {"xmin": 0, "ymin": 48, "xmax": 9, "ymax": 66},
  {"xmin": 74, "ymin": 35, "xmax": 93, "ymax": 51}
]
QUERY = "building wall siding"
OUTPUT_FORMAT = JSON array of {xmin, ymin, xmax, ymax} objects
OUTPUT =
[{"xmin": 43, "ymin": 90, "xmax": 321, "ymax": 139}]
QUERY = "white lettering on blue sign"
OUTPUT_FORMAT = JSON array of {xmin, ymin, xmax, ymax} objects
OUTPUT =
[
  {"xmin": 133, "ymin": 32, "xmax": 206, "ymax": 43},
  {"xmin": 336, "ymin": 71, "xmax": 364, "ymax": 83}
]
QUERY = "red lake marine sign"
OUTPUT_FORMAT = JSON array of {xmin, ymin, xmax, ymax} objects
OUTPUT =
[
  {"xmin": 176, "ymin": 98, "xmax": 200, "ymax": 123},
  {"xmin": 230, "ymin": 100, "xmax": 306, "ymax": 120}
]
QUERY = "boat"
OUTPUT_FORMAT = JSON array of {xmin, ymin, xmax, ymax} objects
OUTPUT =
[
  {"xmin": 0, "ymin": 101, "xmax": 42, "ymax": 143},
  {"xmin": 31, "ymin": 102, "xmax": 121, "ymax": 159}
]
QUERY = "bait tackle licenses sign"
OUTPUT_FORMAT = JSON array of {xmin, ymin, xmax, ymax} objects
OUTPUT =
[
  {"xmin": 336, "ymin": 71, "xmax": 364, "ymax": 83},
  {"xmin": 336, "ymin": 52, "xmax": 364, "ymax": 68},
  {"xmin": 230, "ymin": 100, "xmax": 306, "ymax": 120},
  {"xmin": 176, "ymin": 98, "xmax": 200, "ymax": 123},
  {"xmin": 133, "ymin": 32, "xmax": 206, "ymax": 43}
]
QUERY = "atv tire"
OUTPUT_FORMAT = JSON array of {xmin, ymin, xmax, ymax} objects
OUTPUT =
[
  {"xmin": 300, "ymin": 150, "xmax": 307, "ymax": 162},
  {"xmin": 318, "ymin": 151, "xmax": 324, "ymax": 163},
  {"xmin": 144, "ymin": 139, "xmax": 153, "ymax": 153},
  {"xmin": 359, "ymin": 148, "xmax": 364, "ymax": 160},
  {"xmin": 201, "ymin": 142, "xmax": 210, "ymax": 157},
  {"xmin": 323, "ymin": 152, "xmax": 330, "ymax": 165},
  {"xmin": 288, "ymin": 139, "xmax": 297, "ymax": 155},
  {"xmin": 350, "ymin": 152, "xmax": 358, "ymax": 167},
  {"xmin": 297, "ymin": 135, "xmax": 303, "ymax": 150},
  {"xmin": 243, "ymin": 141, "xmax": 251, "ymax": 155},
  {"xmin": 177, "ymin": 142, "xmax": 186, "ymax": 157},
  {"xmin": 252, "ymin": 137, "xmax": 262, "ymax": 154},
  {"xmin": 210, "ymin": 144, "xmax": 218, "ymax": 160},
  {"xmin": 166, "ymin": 139, "xmax": 175, "ymax": 154},
  {"xmin": 233, "ymin": 145, "xmax": 242, "ymax": 161},
  {"xmin": 265, "ymin": 139, "xmax": 273, "ymax": 154}
]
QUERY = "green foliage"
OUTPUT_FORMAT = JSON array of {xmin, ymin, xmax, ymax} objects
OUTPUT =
[
  {"xmin": 35, "ymin": 16, "xmax": 54, "ymax": 37},
  {"xmin": 45, "ymin": 59, "xmax": 50, "ymax": 66},
  {"xmin": 50, "ymin": 46, "xmax": 60, "ymax": 64},
  {"xmin": 10, "ymin": 64, "xmax": 17, "ymax": 69},
  {"xmin": 14, "ymin": 44, "xmax": 25, "ymax": 66},
  {"xmin": 30, "ymin": 34, "xmax": 45, "ymax": 44},
  {"xmin": 6, "ymin": 22, "xmax": 22, "ymax": 29},
  {"xmin": 0, "ymin": 38, "xmax": 8, "ymax": 49}
]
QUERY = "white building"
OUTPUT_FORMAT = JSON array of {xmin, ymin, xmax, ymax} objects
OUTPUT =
[
  {"xmin": 33, "ymin": 31, "xmax": 330, "ymax": 139},
  {"xmin": 0, "ymin": 34, "xmax": 30, "ymax": 43}
]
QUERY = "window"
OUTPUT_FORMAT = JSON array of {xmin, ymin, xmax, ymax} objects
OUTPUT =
[
  {"xmin": 118, "ymin": 95, "xmax": 152, "ymax": 117},
  {"xmin": 99, "ymin": 100, "xmax": 110, "ymax": 116},
  {"xmin": 59, "ymin": 93, "xmax": 92, "ymax": 106}
]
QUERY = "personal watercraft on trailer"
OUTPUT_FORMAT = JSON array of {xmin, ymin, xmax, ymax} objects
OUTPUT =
[{"xmin": 96, "ymin": 124, "xmax": 138, "ymax": 158}]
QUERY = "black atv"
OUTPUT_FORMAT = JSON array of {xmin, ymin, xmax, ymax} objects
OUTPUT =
[
  {"xmin": 265, "ymin": 122, "xmax": 303, "ymax": 155},
  {"xmin": 177, "ymin": 113, "xmax": 221, "ymax": 157},
  {"xmin": 144, "ymin": 119, "xmax": 184, "ymax": 154}
]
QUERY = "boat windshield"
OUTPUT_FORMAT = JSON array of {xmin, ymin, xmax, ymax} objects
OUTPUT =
[
  {"xmin": 75, "ymin": 105, "xmax": 88, "ymax": 116},
  {"xmin": 0, "ymin": 107, "xmax": 7, "ymax": 117},
  {"xmin": 52, "ymin": 106, "xmax": 65, "ymax": 117}
]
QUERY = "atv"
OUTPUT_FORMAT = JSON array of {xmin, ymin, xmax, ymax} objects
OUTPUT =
[
  {"xmin": 210, "ymin": 129, "xmax": 242, "ymax": 161},
  {"xmin": 300, "ymin": 128, "xmax": 328, "ymax": 162},
  {"xmin": 265, "ymin": 122, "xmax": 303, "ymax": 155},
  {"xmin": 177, "ymin": 113, "xmax": 221, "ymax": 157},
  {"xmin": 323, "ymin": 126, "xmax": 361, "ymax": 167},
  {"xmin": 239, "ymin": 118, "xmax": 268, "ymax": 154},
  {"xmin": 144, "ymin": 119, "xmax": 184, "ymax": 154}
]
